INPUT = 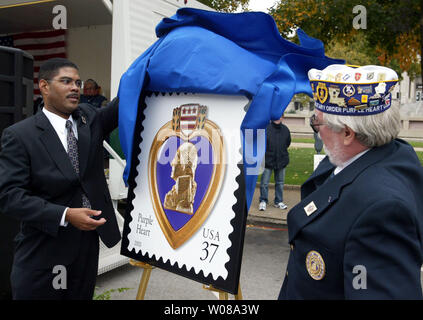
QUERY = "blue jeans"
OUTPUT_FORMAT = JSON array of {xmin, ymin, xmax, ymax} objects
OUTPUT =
[{"xmin": 259, "ymin": 167, "xmax": 286, "ymax": 205}]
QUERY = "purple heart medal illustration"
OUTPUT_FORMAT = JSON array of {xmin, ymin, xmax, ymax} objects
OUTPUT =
[{"xmin": 126, "ymin": 93, "xmax": 247, "ymax": 280}]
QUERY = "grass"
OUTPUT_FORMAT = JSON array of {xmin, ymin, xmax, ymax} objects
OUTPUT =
[
  {"xmin": 259, "ymin": 147, "xmax": 318, "ymax": 186},
  {"xmin": 285, "ymin": 147, "xmax": 317, "ymax": 185},
  {"xmin": 409, "ymin": 141, "xmax": 423, "ymax": 148},
  {"xmin": 291, "ymin": 137, "xmax": 423, "ymax": 164},
  {"xmin": 292, "ymin": 137, "xmax": 314, "ymax": 144},
  {"xmin": 417, "ymin": 152, "xmax": 423, "ymax": 165},
  {"xmin": 292, "ymin": 137, "xmax": 423, "ymax": 148},
  {"xmin": 260, "ymin": 148, "xmax": 423, "ymax": 186},
  {"xmin": 93, "ymin": 287, "xmax": 132, "ymax": 300}
]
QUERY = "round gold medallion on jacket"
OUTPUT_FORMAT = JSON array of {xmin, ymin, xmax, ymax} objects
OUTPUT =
[{"xmin": 305, "ymin": 250, "xmax": 325, "ymax": 280}]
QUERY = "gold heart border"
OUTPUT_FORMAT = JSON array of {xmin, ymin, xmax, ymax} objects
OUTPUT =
[{"xmin": 148, "ymin": 119, "xmax": 226, "ymax": 249}]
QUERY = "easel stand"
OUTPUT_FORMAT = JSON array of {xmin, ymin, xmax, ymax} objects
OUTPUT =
[
  {"xmin": 203, "ymin": 284, "xmax": 243, "ymax": 300},
  {"xmin": 129, "ymin": 259, "xmax": 243, "ymax": 300},
  {"xmin": 129, "ymin": 259, "xmax": 155, "ymax": 300}
]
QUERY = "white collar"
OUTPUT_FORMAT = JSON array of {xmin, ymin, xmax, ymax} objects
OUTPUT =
[
  {"xmin": 334, "ymin": 148, "xmax": 370, "ymax": 175},
  {"xmin": 42, "ymin": 108, "xmax": 77, "ymax": 140}
]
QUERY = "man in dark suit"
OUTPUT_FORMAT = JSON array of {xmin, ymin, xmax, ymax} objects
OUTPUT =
[
  {"xmin": 279, "ymin": 64, "xmax": 423, "ymax": 299},
  {"xmin": 0, "ymin": 58, "xmax": 121, "ymax": 299}
]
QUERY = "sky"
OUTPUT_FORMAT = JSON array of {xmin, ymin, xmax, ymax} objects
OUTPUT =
[{"xmin": 248, "ymin": 0, "xmax": 277, "ymax": 13}]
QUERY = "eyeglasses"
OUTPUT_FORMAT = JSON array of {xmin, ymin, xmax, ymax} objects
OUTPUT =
[
  {"xmin": 47, "ymin": 78, "xmax": 83, "ymax": 89},
  {"xmin": 309, "ymin": 114, "xmax": 327, "ymax": 133}
]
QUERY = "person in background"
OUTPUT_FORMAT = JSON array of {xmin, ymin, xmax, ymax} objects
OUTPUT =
[
  {"xmin": 80, "ymin": 78, "xmax": 111, "ymax": 161},
  {"xmin": 80, "ymin": 79, "xmax": 107, "ymax": 108},
  {"xmin": 279, "ymin": 64, "xmax": 423, "ymax": 299},
  {"xmin": 259, "ymin": 115, "xmax": 291, "ymax": 211}
]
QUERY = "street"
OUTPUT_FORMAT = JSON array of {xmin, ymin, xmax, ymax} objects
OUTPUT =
[{"xmin": 94, "ymin": 223, "xmax": 289, "ymax": 300}]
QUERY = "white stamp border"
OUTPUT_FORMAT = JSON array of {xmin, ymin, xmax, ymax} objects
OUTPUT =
[{"xmin": 126, "ymin": 93, "xmax": 248, "ymax": 281}]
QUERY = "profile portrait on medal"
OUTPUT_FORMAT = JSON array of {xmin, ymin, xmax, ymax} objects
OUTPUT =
[
  {"xmin": 164, "ymin": 141, "xmax": 198, "ymax": 215},
  {"xmin": 148, "ymin": 103, "xmax": 225, "ymax": 249}
]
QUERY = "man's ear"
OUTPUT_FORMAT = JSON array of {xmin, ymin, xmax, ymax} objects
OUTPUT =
[
  {"xmin": 343, "ymin": 126, "xmax": 356, "ymax": 146},
  {"xmin": 39, "ymin": 79, "xmax": 49, "ymax": 96}
]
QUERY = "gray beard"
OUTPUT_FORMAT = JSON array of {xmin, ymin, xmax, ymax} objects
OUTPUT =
[{"xmin": 323, "ymin": 143, "xmax": 344, "ymax": 167}]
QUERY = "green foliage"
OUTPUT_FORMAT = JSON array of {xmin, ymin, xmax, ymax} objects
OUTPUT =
[
  {"xmin": 93, "ymin": 287, "xmax": 132, "ymax": 300},
  {"xmin": 197, "ymin": 0, "xmax": 249, "ymax": 12},
  {"xmin": 269, "ymin": 0, "xmax": 421, "ymax": 75},
  {"xmin": 293, "ymin": 93, "xmax": 313, "ymax": 106},
  {"xmin": 324, "ymin": 33, "xmax": 378, "ymax": 66}
]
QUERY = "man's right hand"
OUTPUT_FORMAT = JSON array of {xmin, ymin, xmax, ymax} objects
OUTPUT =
[{"xmin": 65, "ymin": 208, "xmax": 106, "ymax": 231}]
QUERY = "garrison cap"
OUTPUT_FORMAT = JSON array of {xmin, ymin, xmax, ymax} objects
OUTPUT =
[{"xmin": 308, "ymin": 64, "xmax": 398, "ymax": 116}]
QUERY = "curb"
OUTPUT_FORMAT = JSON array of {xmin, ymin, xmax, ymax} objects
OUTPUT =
[
  {"xmin": 247, "ymin": 215, "xmax": 287, "ymax": 226},
  {"xmin": 248, "ymin": 185, "xmax": 299, "ymax": 227}
]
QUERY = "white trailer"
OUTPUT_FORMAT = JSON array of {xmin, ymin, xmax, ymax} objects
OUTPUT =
[{"xmin": 0, "ymin": 0, "xmax": 211, "ymax": 274}]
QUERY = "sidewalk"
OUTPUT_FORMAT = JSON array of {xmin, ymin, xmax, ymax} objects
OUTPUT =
[{"xmin": 247, "ymin": 184, "xmax": 301, "ymax": 226}]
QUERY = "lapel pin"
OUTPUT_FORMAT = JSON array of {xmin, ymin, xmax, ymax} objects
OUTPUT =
[
  {"xmin": 81, "ymin": 116, "xmax": 86, "ymax": 124},
  {"xmin": 304, "ymin": 201, "xmax": 317, "ymax": 216}
]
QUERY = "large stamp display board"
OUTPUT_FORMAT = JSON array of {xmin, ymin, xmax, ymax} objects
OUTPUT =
[{"xmin": 121, "ymin": 92, "xmax": 249, "ymax": 294}]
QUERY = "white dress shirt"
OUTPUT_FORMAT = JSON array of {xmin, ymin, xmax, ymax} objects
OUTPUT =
[
  {"xmin": 42, "ymin": 108, "xmax": 78, "ymax": 227},
  {"xmin": 333, "ymin": 148, "xmax": 370, "ymax": 176},
  {"xmin": 42, "ymin": 108, "xmax": 78, "ymax": 150}
]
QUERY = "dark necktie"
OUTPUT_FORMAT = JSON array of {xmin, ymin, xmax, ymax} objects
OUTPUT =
[
  {"xmin": 66, "ymin": 120, "xmax": 91, "ymax": 208},
  {"xmin": 318, "ymin": 170, "xmax": 335, "ymax": 189},
  {"xmin": 323, "ymin": 170, "xmax": 335, "ymax": 185}
]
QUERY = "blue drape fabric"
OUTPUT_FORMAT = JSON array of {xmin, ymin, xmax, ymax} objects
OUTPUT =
[{"xmin": 117, "ymin": 8, "xmax": 344, "ymax": 209}]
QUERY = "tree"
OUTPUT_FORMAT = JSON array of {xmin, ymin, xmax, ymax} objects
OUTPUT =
[
  {"xmin": 196, "ymin": 0, "xmax": 249, "ymax": 12},
  {"xmin": 269, "ymin": 0, "xmax": 422, "ymax": 78},
  {"xmin": 324, "ymin": 33, "xmax": 378, "ymax": 67}
]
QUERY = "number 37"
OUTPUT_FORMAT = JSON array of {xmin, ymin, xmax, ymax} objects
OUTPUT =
[{"xmin": 200, "ymin": 241, "xmax": 219, "ymax": 263}]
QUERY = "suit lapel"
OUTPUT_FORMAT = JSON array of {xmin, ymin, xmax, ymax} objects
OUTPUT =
[
  {"xmin": 76, "ymin": 112, "xmax": 90, "ymax": 179},
  {"xmin": 35, "ymin": 111, "xmax": 78, "ymax": 183},
  {"xmin": 288, "ymin": 174, "xmax": 341, "ymax": 243},
  {"xmin": 301, "ymin": 156, "xmax": 334, "ymax": 198},
  {"xmin": 287, "ymin": 142, "xmax": 396, "ymax": 243}
]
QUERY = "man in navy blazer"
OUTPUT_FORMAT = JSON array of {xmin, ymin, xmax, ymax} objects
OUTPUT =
[
  {"xmin": 0, "ymin": 58, "xmax": 121, "ymax": 299},
  {"xmin": 279, "ymin": 64, "xmax": 423, "ymax": 299}
]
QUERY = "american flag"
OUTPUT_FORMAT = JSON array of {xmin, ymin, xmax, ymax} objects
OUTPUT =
[
  {"xmin": 0, "ymin": 29, "xmax": 66, "ymax": 99},
  {"xmin": 180, "ymin": 104, "xmax": 199, "ymax": 136}
]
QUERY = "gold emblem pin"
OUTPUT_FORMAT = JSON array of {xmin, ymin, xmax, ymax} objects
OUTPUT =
[
  {"xmin": 304, "ymin": 201, "xmax": 317, "ymax": 216},
  {"xmin": 306, "ymin": 250, "xmax": 325, "ymax": 280}
]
